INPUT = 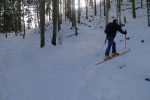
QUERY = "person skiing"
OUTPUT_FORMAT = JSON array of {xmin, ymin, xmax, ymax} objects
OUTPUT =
[{"xmin": 104, "ymin": 19, "xmax": 127, "ymax": 60}]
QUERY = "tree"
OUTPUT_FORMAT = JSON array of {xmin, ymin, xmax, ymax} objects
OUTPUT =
[
  {"xmin": 17, "ymin": 0, "xmax": 22, "ymax": 32},
  {"xmin": 52, "ymin": 0, "xmax": 58, "ymax": 46},
  {"xmin": 58, "ymin": 0, "xmax": 62, "ymax": 31},
  {"xmin": 116, "ymin": 0, "xmax": 121, "ymax": 24},
  {"xmin": 85, "ymin": 0, "xmax": 89, "ymax": 19},
  {"xmin": 89, "ymin": 0, "xmax": 93, "ymax": 8},
  {"xmin": 104, "ymin": 0, "xmax": 106, "ymax": 16},
  {"xmin": 35, "ymin": 0, "xmax": 40, "ymax": 26},
  {"xmin": 3, "ymin": 0, "xmax": 7, "ymax": 37},
  {"xmin": 72, "ymin": 0, "xmax": 76, "ymax": 27},
  {"xmin": 67, "ymin": 0, "xmax": 71, "ymax": 20},
  {"xmin": 39, "ymin": 0, "xmax": 45, "ymax": 47},
  {"xmin": 22, "ymin": 0, "xmax": 26, "ymax": 38},
  {"xmin": 64, "ymin": 0, "xmax": 67, "ymax": 20},
  {"xmin": 94, "ymin": 0, "xmax": 97, "ymax": 16},
  {"xmin": 132, "ymin": 0, "xmax": 136, "ymax": 18},
  {"xmin": 141, "ymin": 0, "xmax": 143, "ymax": 8},
  {"xmin": 99, "ymin": 0, "xmax": 102, "ymax": 18},
  {"xmin": 0, "ymin": 1, "xmax": 2, "ymax": 33},
  {"xmin": 0, "ymin": 0, "xmax": 24, "ymax": 36},
  {"xmin": 105, "ymin": 0, "xmax": 109, "ymax": 24},
  {"xmin": 77, "ymin": 0, "xmax": 81, "ymax": 23},
  {"xmin": 71, "ymin": 0, "xmax": 78, "ymax": 36}
]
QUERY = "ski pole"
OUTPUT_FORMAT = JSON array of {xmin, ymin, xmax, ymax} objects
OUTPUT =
[
  {"xmin": 98, "ymin": 38, "xmax": 107, "ymax": 57},
  {"xmin": 125, "ymin": 34, "xmax": 127, "ymax": 51}
]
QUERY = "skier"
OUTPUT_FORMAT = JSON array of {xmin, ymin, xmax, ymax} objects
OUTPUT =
[{"xmin": 104, "ymin": 19, "xmax": 127, "ymax": 60}]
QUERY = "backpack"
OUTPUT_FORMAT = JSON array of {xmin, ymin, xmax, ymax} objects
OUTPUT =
[{"xmin": 104, "ymin": 22, "xmax": 114, "ymax": 35}]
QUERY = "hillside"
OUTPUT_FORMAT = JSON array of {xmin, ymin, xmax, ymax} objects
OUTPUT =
[{"xmin": 0, "ymin": 0, "xmax": 150, "ymax": 100}]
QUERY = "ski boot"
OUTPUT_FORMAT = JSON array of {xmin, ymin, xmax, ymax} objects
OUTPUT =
[
  {"xmin": 104, "ymin": 55, "xmax": 112, "ymax": 60},
  {"xmin": 112, "ymin": 52, "xmax": 120, "ymax": 57}
]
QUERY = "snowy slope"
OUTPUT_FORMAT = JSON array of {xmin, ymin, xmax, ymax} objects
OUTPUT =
[{"xmin": 1, "ymin": 1, "xmax": 150, "ymax": 100}]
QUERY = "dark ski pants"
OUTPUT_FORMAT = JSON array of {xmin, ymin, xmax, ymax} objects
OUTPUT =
[{"xmin": 105, "ymin": 37, "xmax": 116, "ymax": 56}]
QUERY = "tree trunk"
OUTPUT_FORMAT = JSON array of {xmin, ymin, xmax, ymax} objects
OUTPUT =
[
  {"xmin": 17, "ymin": 0, "xmax": 22, "ymax": 32},
  {"xmin": 85, "ymin": 0, "xmax": 88, "ymax": 19},
  {"xmin": 64, "ymin": 0, "xmax": 67, "ymax": 20},
  {"xmin": 58, "ymin": 0, "xmax": 61, "ymax": 31},
  {"xmin": 52, "ymin": 0, "xmax": 58, "ymax": 46},
  {"xmin": 72, "ymin": 0, "xmax": 76, "ymax": 27},
  {"xmin": 132, "ymin": 0, "xmax": 136, "ymax": 18},
  {"xmin": 40, "ymin": 0, "xmax": 45, "ymax": 47},
  {"xmin": 100, "ymin": 0, "xmax": 102, "ymax": 18},
  {"xmin": 89, "ymin": 0, "xmax": 93, "ymax": 8},
  {"xmin": 105, "ymin": 0, "xmax": 109, "ymax": 24},
  {"xmin": 0, "ymin": 3, "xmax": 1, "ymax": 33},
  {"xmin": 77, "ymin": 0, "xmax": 81, "ymax": 23},
  {"xmin": 94, "ymin": 0, "xmax": 97, "ymax": 16},
  {"xmin": 104, "ymin": 0, "xmax": 106, "ymax": 16},
  {"xmin": 67, "ymin": 0, "xmax": 71, "ymax": 20},
  {"xmin": 22, "ymin": 0, "xmax": 26, "ymax": 38},
  {"xmin": 117, "ymin": 0, "xmax": 121, "ymax": 24},
  {"xmin": 4, "ymin": 1, "xmax": 7, "ymax": 38},
  {"xmin": 141, "ymin": 0, "xmax": 143, "ymax": 8},
  {"xmin": 35, "ymin": 0, "xmax": 40, "ymax": 26}
]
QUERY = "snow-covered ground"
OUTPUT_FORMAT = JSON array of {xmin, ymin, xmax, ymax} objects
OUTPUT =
[{"xmin": 1, "ymin": 1, "xmax": 150, "ymax": 100}]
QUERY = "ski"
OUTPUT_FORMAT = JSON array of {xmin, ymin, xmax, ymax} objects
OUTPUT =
[{"xmin": 95, "ymin": 48, "xmax": 130, "ymax": 65}]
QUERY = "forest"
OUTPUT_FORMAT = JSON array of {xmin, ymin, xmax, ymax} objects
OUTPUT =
[
  {"xmin": 0, "ymin": 0, "xmax": 148, "ymax": 47},
  {"xmin": 1, "ymin": 1, "xmax": 150, "ymax": 100}
]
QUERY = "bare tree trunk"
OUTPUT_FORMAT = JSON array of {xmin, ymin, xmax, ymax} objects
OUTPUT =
[
  {"xmin": 64, "ymin": 0, "xmax": 67, "ymax": 20},
  {"xmin": 71, "ymin": 0, "xmax": 78, "ymax": 36},
  {"xmin": 35, "ymin": 0, "xmax": 40, "ymax": 26},
  {"xmin": 100, "ymin": 0, "xmax": 102, "ymax": 18},
  {"xmin": 52, "ymin": 0, "xmax": 58, "ymax": 46},
  {"xmin": 147, "ymin": 0, "xmax": 150, "ymax": 26},
  {"xmin": 104, "ymin": 0, "xmax": 106, "ymax": 16},
  {"xmin": 49, "ymin": 1, "xmax": 52, "ymax": 20},
  {"xmin": 0, "ymin": 3, "xmax": 1, "ymax": 33},
  {"xmin": 12, "ymin": 1, "xmax": 18, "ymax": 36},
  {"xmin": 39, "ymin": 0, "xmax": 45, "ymax": 47},
  {"xmin": 132, "ymin": 0, "xmax": 136, "ymax": 18},
  {"xmin": 27, "ymin": 4, "xmax": 30, "ymax": 30},
  {"xmin": 117, "ymin": 0, "xmax": 121, "ymax": 24},
  {"xmin": 105, "ymin": 0, "xmax": 109, "ymax": 24},
  {"xmin": 85, "ymin": 0, "xmax": 88, "ymax": 19},
  {"xmin": 72, "ymin": 0, "xmax": 76, "ymax": 27},
  {"xmin": 4, "ymin": 1, "xmax": 7, "ymax": 38},
  {"xmin": 118, "ymin": 0, "xmax": 121, "ymax": 24},
  {"xmin": 58, "ymin": 0, "xmax": 61, "ymax": 31},
  {"xmin": 67, "ymin": 0, "xmax": 71, "ymax": 20},
  {"xmin": 141, "ymin": 0, "xmax": 143, "ymax": 8},
  {"xmin": 77, "ymin": 0, "xmax": 81, "ymax": 23},
  {"xmin": 60, "ymin": 0, "xmax": 62, "ymax": 24},
  {"xmin": 17, "ymin": 0, "xmax": 22, "ymax": 32},
  {"xmin": 22, "ymin": 0, "xmax": 26, "ymax": 38},
  {"xmin": 94, "ymin": 0, "xmax": 97, "ymax": 16},
  {"xmin": 89, "ymin": 0, "xmax": 93, "ymax": 8}
]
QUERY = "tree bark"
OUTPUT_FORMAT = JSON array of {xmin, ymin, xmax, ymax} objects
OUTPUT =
[
  {"xmin": 52, "ymin": 0, "xmax": 58, "ymax": 46},
  {"xmin": 40, "ymin": 0, "xmax": 45, "ymax": 47},
  {"xmin": 132, "ymin": 0, "xmax": 136, "ymax": 18}
]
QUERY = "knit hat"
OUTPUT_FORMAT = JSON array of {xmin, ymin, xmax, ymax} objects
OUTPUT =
[{"xmin": 113, "ymin": 19, "xmax": 118, "ymax": 23}]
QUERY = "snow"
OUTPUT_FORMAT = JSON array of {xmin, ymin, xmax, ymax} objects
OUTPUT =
[{"xmin": 1, "ymin": 1, "xmax": 150, "ymax": 100}]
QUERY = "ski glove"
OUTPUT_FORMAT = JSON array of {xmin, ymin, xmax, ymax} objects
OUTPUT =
[{"xmin": 124, "ymin": 30, "xmax": 127, "ymax": 34}]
